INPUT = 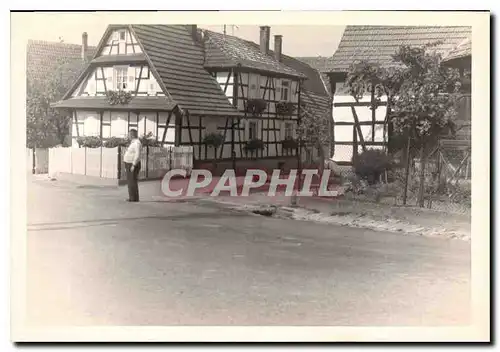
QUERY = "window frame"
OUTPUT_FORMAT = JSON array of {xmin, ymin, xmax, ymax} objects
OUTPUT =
[
  {"xmin": 118, "ymin": 30, "xmax": 127, "ymax": 42},
  {"xmin": 248, "ymin": 121, "xmax": 258, "ymax": 140},
  {"xmin": 114, "ymin": 66, "xmax": 128, "ymax": 91},
  {"xmin": 280, "ymin": 80, "xmax": 290, "ymax": 101},
  {"xmin": 248, "ymin": 74, "xmax": 261, "ymax": 99},
  {"xmin": 284, "ymin": 121, "xmax": 294, "ymax": 139}
]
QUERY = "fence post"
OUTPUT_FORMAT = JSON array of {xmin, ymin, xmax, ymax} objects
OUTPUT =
[
  {"xmin": 402, "ymin": 133, "xmax": 412, "ymax": 206},
  {"xmin": 32, "ymin": 148, "xmax": 35, "ymax": 174},
  {"xmin": 169, "ymin": 147, "xmax": 173, "ymax": 170},
  {"xmin": 84, "ymin": 147, "xmax": 87, "ymax": 175},
  {"xmin": 99, "ymin": 147, "xmax": 103, "ymax": 178},
  {"xmin": 146, "ymin": 145, "xmax": 149, "ymax": 179},
  {"xmin": 117, "ymin": 146, "xmax": 122, "ymax": 180}
]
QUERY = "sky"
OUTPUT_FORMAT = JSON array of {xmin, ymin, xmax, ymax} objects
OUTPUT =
[{"xmin": 15, "ymin": 13, "xmax": 345, "ymax": 57}]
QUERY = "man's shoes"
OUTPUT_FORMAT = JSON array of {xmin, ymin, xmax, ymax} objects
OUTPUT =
[{"xmin": 126, "ymin": 199, "xmax": 139, "ymax": 202}]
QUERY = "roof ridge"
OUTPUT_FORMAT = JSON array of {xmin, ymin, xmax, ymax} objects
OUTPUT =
[
  {"xmin": 203, "ymin": 29, "xmax": 305, "ymax": 78},
  {"xmin": 27, "ymin": 39, "xmax": 97, "ymax": 49},
  {"xmin": 203, "ymin": 30, "xmax": 239, "ymax": 65}
]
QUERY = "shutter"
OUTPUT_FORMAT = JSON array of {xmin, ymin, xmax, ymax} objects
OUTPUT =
[
  {"xmin": 127, "ymin": 66, "xmax": 135, "ymax": 91},
  {"xmin": 275, "ymin": 78, "xmax": 281, "ymax": 100},
  {"xmin": 255, "ymin": 75, "xmax": 261, "ymax": 98},
  {"xmin": 88, "ymin": 81, "xmax": 96, "ymax": 96},
  {"xmin": 146, "ymin": 79, "xmax": 153, "ymax": 95},
  {"xmin": 244, "ymin": 120, "xmax": 249, "ymax": 139},
  {"xmin": 108, "ymin": 67, "xmax": 115, "ymax": 91}
]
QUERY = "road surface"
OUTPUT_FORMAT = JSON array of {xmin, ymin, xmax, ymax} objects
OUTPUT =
[{"xmin": 26, "ymin": 177, "xmax": 470, "ymax": 326}]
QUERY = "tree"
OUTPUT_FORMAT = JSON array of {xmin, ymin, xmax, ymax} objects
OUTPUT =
[
  {"xmin": 26, "ymin": 58, "xmax": 83, "ymax": 148},
  {"xmin": 346, "ymin": 42, "xmax": 461, "ymax": 207},
  {"xmin": 297, "ymin": 98, "xmax": 332, "ymax": 174}
]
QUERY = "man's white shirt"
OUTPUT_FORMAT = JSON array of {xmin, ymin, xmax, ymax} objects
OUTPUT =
[{"xmin": 123, "ymin": 139, "xmax": 142, "ymax": 165}]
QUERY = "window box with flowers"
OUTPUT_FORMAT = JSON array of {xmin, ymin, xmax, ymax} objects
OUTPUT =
[
  {"xmin": 245, "ymin": 98, "xmax": 267, "ymax": 116},
  {"xmin": 244, "ymin": 138, "xmax": 265, "ymax": 158},
  {"xmin": 276, "ymin": 101, "xmax": 295, "ymax": 117},
  {"xmin": 281, "ymin": 137, "xmax": 298, "ymax": 151},
  {"xmin": 106, "ymin": 90, "xmax": 132, "ymax": 105}
]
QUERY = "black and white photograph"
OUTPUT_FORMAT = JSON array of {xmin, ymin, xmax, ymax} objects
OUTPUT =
[{"xmin": 10, "ymin": 10, "xmax": 490, "ymax": 343}]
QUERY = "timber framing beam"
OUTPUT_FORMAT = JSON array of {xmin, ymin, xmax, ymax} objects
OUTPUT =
[{"xmin": 350, "ymin": 106, "xmax": 367, "ymax": 152}]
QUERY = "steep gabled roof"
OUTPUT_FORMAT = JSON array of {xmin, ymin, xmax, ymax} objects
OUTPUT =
[
  {"xmin": 131, "ymin": 25, "xmax": 240, "ymax": 116},
  {"xmin": 329, "ymin": 26, "xmax": 471, "ymax": 73},
  {"xmin": 301, "ymin": 90, "xmax": 330, "ymax": 116},
  {"xmin": 276, "ymin": 54, "xmax": 329, "ymax": 96},
  {"xmin": 295, "ymin": 56, "xmax": 336, "ymax": 73},
  {"xmin": 203, "ymin": 30, "xmax": 305, "ymax": 79},
  {"xmin": 27, "ymin": 40, "xmax": 97, "ymax": 82}
]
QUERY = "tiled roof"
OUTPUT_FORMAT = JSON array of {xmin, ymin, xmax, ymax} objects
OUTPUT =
[
  {"xmin": 442, "ymin": 37, "xmax": 471, "ymax": 63},
  {"xmin": 295, "ymin": 56, "xmax": 336, "ymax": 73},
  {"xmin": 301, "ymin": 90, "xmax": 331, "ymax": 122},
  {"xmin": 329, "ymin": 26, "xmax": 472, "ymax": 73},
  {"xmin": 131, "ymin": 25, "xmax": 241, "ymax": 116},
  {"xmin": 27, "ymin": 40, "xmax": 97, "ymax": 82},
  {"xmin": 91, "ymin": 53, "xmax": 147, "ymax": 64},
  {"xmin": 203, "ymin": 30, "xmax": 305, "ymax": 78},
  {"xmin": 51, "ymin": 96, "xmax": 176, "ymax": 111},
  {"xmin": 275, "ymin": 54, "xmax": 329, "ymax": 97},
  {"xmin": 293, "ymin": 57, "xmax": 334, "ymax": 96}
]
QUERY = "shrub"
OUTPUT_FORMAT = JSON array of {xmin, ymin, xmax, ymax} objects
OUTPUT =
[
  {"xmin": 447, "ymin": 180, "xmax": 471, "ymax": 206},
  {"xmin": 140, "ymin": 132, "xmax": 162, "ymax": 147},
  {"xmin": 103, "ymin": 137, "xmax": 129, "ymax": 148},
  {"xmin": 203, "ymin": 132, "xmax": 225, "ymax": 148},
  {"xmin": 352, "ymin": 149, "xmax": 393, "ymax": 185},
  {"xmin": 76, "ymin": 136, "xmax": 102, "ymax": 148}
]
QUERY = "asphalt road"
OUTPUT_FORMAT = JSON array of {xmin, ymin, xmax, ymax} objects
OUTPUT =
[{"xmin": 26, "ymin": 177, "xmax": 471, "ymax": 326}]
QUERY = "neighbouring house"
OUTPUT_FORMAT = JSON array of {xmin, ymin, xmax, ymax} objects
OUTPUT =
[
  {"xmin": 323, "ymin": 26, "xmax": 471, "ymax": 165},
  {"xmin": 51, "ymin": 25, "xmax": 331, "ymax": 171},
  {"xmin": 26, "ymin": 33, "xmax": 97, "ymax": 147},
  {"xmin": 439, "ymin": 36, "xmax": 472, "ymax": 180},
  {"xmin": 442, "ymin": 37, "xmax": 471, "ymax": 141}
]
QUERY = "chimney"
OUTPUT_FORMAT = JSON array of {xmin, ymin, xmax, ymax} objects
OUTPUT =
[
  {"xmin": 259, "ymin": 26, "xmax": 270, "ymax": 54},
  {"xmin": 81, "ymin": 32, "xmax": 88, "ymax": 62},
  {"xmin": 190, "ymin": 25, "xmax": 200, "ymax": 42},
  {"xmin": 274, "ymin": 35, "xmax": 282, "ymax": 62}
]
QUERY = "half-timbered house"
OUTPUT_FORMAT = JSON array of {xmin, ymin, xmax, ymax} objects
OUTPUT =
[
  {"xmin": 324, "ymin": 26, "xmax": 471, "ymax": 165},
  {"xmin": 52, "ymin": 25, "xmax": 331, "ymax": 170}
]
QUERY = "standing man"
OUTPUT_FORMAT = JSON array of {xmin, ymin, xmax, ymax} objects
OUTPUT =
[{"xmin": 123, "ymin": 129, "xmax": 142, "ymax": 202}]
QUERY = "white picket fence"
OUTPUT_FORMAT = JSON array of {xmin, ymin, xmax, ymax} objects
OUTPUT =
[{"xmin": 48, "ymin": 146, "xmax": 193, "ymax": 180}]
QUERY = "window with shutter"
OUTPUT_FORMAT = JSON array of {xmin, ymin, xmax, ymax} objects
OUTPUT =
[
  {"xmin": 88, "ymin": 82, "xmax": 96, "ymax": 96},
  {"xmin": 114, "ymin": 67, "xmax": 128, "ymax": 91},
  {"xmin": 281, "ymin": 80, "xmax": 290, "ymax": 101},
  {"xmin": 127, "ymin": 67, "xmax": 135, "ymax": 91},
  {"xmin": 248, "ymin": 121, "xmax": 258, "ymax": 140},
  {"xmin": 248, "ymin": 75, "xmax": 261, "ymax": 99},
  {"xmin": 284, "ymin": 122, "xmax": 294, "ymax": 139},
  {"xmin": 148, "ymin": 81, "xmax": 156, "ymax": 96}
]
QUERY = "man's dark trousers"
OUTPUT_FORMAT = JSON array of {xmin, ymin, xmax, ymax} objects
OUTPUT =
[{"xmin": 125, "ymin": 162, "xmax": 141, "ymax": 201}]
